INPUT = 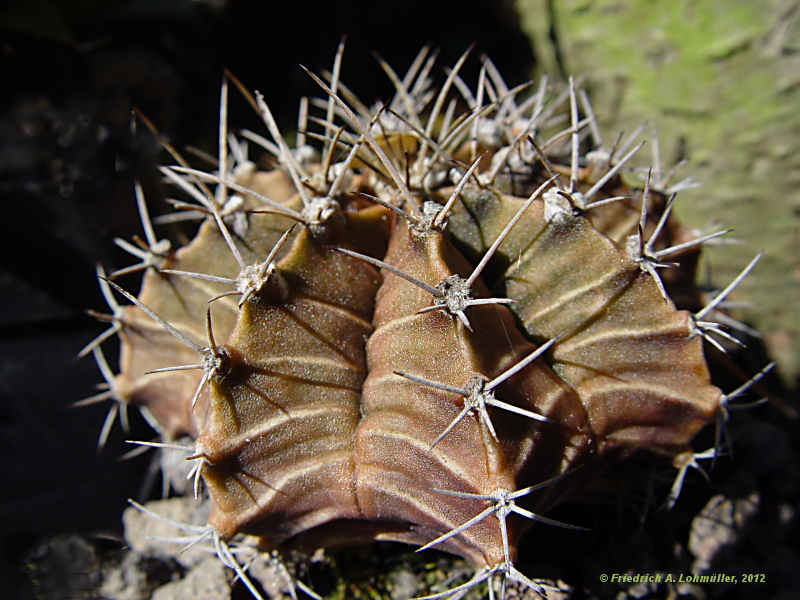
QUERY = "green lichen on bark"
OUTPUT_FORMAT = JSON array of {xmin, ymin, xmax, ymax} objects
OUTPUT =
[{"xmin": 518, "ymin": 0, "xmax": 800, "ymax": 384}]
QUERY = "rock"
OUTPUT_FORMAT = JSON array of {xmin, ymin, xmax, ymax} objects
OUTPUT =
[
  {"xmin": 122, "ymin": 497, "xmax": 211, "ymax": 568},
  {"xmin": 689, "ymin": 492, "xmax": 760, "ymax": 571},
  {"xmin": 248, "ymin": 552, "xmax": 305, "ymax": 600},
  {"xmin": 99, "ymin": 551, "xmax": 174, "ymax": 600},
  {"xmin": 151, "ymin": 557, "xmax": 230, "ymax": 600},
  {"xmin": 388, "ymin": 569, "xmax": 419, "ymax": 600}
]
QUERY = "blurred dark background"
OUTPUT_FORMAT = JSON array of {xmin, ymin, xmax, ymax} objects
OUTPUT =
[{"xmin": 0, "ymin": 0, "xmax": 535, "ymax": 595}]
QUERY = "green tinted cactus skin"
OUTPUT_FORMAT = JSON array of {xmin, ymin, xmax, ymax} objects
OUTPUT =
[
  {"xmin": 446, "ymin": 189, "xmax": 718, "ymax": 458},
  {"xmin": 81, "ymin": 46, "xmax": 770, "ymax": 598}
]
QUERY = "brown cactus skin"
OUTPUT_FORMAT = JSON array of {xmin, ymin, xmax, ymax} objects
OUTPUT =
[
  {"xmin": 81, "ymin": 48, "xmax": 760, "ymax": 597},
  {"xmin": 199, "ymin": 207, "xmax": 387, "ymax": 542},
  {"xmin": 116, "ymin": 172, "xmax": 302, "ymax": 439},
  {"xmin": 354, "ymin": 215, "xmax": 590, "ymax": 567}
]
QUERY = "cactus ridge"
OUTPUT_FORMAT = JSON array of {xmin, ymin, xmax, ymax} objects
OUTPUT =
[{"xmin": 80, "ymin": 44, "xmax": 772, "ymax": 599}]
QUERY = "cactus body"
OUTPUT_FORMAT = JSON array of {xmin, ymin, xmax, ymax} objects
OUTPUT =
[{"xmin": 82, "ymin": 47, "xmax": 768, "ymax": 597}]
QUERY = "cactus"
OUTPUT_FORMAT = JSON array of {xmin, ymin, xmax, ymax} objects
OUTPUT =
[{"xmin": 80, "ymin": 44, "xmax": 772, "ymax": 598}]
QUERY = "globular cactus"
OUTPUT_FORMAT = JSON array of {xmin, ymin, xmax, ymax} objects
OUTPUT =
[{"xmin": 79, "ymin": 44, "xmax": 773, "ymax": 598}]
